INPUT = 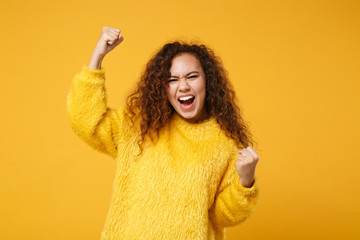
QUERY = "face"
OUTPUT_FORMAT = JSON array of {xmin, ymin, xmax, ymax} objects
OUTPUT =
[{"xmin": 166, "ymin": 53, "xmax": 207, "ymax": 123}]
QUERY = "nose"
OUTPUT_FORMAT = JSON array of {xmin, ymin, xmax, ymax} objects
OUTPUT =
[{"xmin": 178, "ymin": 78, "xmax": 190, "ymax": 92}]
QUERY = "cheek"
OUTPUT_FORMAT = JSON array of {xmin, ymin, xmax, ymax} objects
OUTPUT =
[
  {"xmin": 199, "ymin": 86, "xmax": 206, "ymax": 107},
  {"xmin": 196, "ymin": 82, "xmax": 206, "ymax": 100}
]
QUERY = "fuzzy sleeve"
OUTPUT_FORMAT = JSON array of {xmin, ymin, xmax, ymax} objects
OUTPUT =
[
  {"xmin": 66, "ymin": 65, "xmax": 126, "ymax": 159},
  {"xmin": 209, "ymin": 153, "xmax": 260, "ymax": 229}
]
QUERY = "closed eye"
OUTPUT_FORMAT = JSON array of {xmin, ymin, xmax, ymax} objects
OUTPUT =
[
  {"xmin": 188, "ymin": 75, "xmax": 198, "ymax": 79},
  {"xmin": 168, "ymin": 75, "xmax": 198, "ymax": 82}
]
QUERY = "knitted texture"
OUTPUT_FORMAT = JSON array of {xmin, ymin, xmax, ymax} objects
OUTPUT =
[{"xmin": 66, "ymin": 66, "xmax": 260, "ymax": 240}]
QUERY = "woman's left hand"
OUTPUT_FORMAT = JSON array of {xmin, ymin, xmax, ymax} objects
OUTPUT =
[{"xmin": 236, "ymin": 146, "xmax": 259, "ymax": 188}]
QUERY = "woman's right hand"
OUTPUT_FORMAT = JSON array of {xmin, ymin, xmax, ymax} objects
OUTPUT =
[
  {"xmin": 88, "ymin": 27, "xmax": 124, "ymax": 69},
  {"xmin": 93, "ymin": 26, "xmax": 124, "ymax": 57}
]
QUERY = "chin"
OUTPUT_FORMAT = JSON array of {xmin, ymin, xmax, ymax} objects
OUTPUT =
[
  {"xmin": 176, "ymin": 110, "xmax": 204, "ymax": 122},
  {"xmin": 177, "ymin": 111, "xmax": 196, "ymax": 119},
  {"xmin": 180, "ymin": 113, "xmax": 197, "ymax": 120}
]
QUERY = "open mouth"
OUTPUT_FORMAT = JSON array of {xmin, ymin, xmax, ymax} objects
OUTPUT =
[{"xmin": 178, "ymin": 95, "xmax": 195, "ymax": 107}]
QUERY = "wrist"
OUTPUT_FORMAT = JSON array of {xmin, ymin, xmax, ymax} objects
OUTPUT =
[
  {"xmin": 91, "ymin": 50, "xmax": 106, "ymax": 59},
  {"xmin": 88, "ymin": 53, "xmax": 104, "ymax": 70},
  {"xmin": 239, "ymin": 178, "xmax": 254, "ymax": 188}
]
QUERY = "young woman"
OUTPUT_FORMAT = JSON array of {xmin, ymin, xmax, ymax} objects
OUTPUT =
[{"xmin": 67, "ymin": 26, "xmax": 260, "ymax": 240}]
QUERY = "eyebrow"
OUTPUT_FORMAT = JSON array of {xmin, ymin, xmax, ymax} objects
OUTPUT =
[{"xmin": 170, "ymin": 71, "xmax": 199, "ymax": 78}]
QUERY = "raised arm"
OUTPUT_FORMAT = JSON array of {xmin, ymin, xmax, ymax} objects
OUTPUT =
[
  {"xmin": 66, "ymin": 27, "xmax": 125, "ymax": 159},
  {"xmin": 88, "ymin": 26, "xmax": 124, "ymax": 70}
]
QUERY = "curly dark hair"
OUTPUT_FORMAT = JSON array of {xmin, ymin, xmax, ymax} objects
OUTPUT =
[{"xmin": 125, "ymin": 41, "xmax": 256, "ymax": 155}]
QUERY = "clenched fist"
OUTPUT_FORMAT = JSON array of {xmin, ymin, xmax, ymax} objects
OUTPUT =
[
  {"xmin": 88, "ymin": 26, "xmax": 124, "ymax": 69},
  {"xmin": 94, "ymin": 26, "xmax": 124, "ymax": 57},
  {"xmin": 236, "ymin": 146, "xmax": 259, "ymax": 188}
]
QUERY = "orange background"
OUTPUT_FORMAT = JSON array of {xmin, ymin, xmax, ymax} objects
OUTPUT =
[{"xmin": 1, "ymin": 0, "xmax": 359, "ymax": 239}]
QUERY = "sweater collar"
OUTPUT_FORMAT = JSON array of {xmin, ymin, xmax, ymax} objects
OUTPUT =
[{"xmin": 170, "ymin": 113, "xmax": 221, "ymax": 140}]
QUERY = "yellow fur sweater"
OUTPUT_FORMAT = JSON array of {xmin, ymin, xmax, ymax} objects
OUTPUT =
[{"xmin": 66, "ymin": 66, "xmax": 260, "ymax": 240}]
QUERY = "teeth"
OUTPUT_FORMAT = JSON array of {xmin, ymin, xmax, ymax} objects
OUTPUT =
[{"xmin": 179, "ymin": 96, "xmax": 194, "ymax": 101}]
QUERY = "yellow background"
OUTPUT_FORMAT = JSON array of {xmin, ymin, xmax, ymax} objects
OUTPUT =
[{"xmin": 1, "ymin": 0, "xmax": 359, "ymax": 239}]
